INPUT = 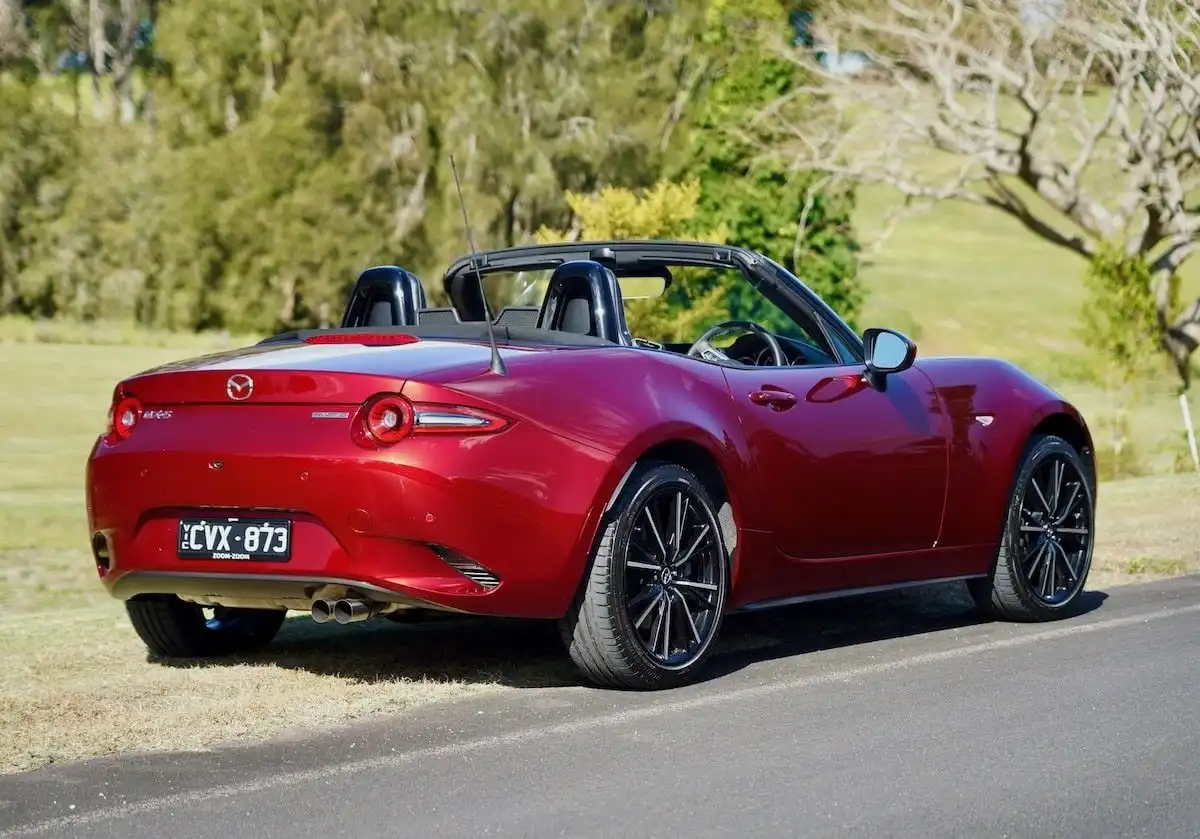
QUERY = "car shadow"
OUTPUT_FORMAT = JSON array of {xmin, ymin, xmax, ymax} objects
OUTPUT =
[{"xmin": 153, "ymin": 582, "xmax": 1109, "ymax": 690}]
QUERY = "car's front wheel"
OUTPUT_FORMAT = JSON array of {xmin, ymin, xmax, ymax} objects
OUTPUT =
[
  {"xmin": 969, "ymin": 433, "xmax": 1096, "ymax": 621},
  {"xmin": 560, "ymin": 462, "xmax": 730, "ymax": 689},
  {"xmin": 126, "ymin": 595, "xmax": 287, "ymax": 658}
]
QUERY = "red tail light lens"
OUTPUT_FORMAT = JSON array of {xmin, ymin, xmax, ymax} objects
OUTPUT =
[
  {"xmin": 353, "ymin": 394, "xmax": 508, "ymax": 448},
  {"xmin": 360, "ymin": 395, "xmax": 414, "ymax": 446},
  {"xmin": 105, "ymin": 396, "xmax": 142, "ymax": 442}
]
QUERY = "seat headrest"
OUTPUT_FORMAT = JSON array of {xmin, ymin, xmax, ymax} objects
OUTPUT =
[
  {"xmin": 340, "ymin": 266, "xmax": 429, "ymax": 327},
  {"xmin": 536, "ymin": 260, "xmax": 631, "ymax": 345}
]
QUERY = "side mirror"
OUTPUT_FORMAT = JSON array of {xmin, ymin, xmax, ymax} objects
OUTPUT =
[{"xmin": 862, "ymin": 327, "xmax": 917, "ymax": 386}]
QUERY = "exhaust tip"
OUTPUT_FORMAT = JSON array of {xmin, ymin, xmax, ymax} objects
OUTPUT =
[
  {"xmin": 332, "ymin": 598, "xmax": 371, "ymax": 624},
  {"xmin": 92, "ymin": 533, "xmax": 111, "ymax": 578},
  {"xmin": 311, "ymin": 599, "xmax": 335, "ymax": 624}
]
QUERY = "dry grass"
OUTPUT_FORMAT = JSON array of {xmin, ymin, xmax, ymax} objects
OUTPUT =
[
  {"xmin": 3, "ymin": 239, "xmax": 1200, "ymax": 772},
  {"xmin": 1088, "ymin": 474, "xmax": 1200, "ymax": 589},
  {"xmin": 0, "ymin": 592, "xmax": 545, "ymax": 773}
]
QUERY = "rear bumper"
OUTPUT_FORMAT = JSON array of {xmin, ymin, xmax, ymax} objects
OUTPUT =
[
  {"xmin": 86, "ymin": 420, "xmax": 614, "ymax": 619},
  {"xmin": 106, "ymin": 571, "xmax": 450, "ymax": 611}
]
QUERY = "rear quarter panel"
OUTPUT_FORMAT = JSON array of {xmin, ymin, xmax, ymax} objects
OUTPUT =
[
  {"xmin": 918, "ymin": 357, "xmax": 1094, "ymax": 550},
  {"xmin": 406, "ymin": 346, "xmax": 763, "ymax": 579}
]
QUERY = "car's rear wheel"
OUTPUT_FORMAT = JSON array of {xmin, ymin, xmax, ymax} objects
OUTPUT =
[
  {"xmin": 125, "ymin": 595, "xmax": 287, "ymax": 658},
  {"xmin": 968, "ymin": 434, "xmax": 1095, "ymax": 621},
  {"xmin": 560, "ymin": 462, "xmax": 730, "ymax": 690}
]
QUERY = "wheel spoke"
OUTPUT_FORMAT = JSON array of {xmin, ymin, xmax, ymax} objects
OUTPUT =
[
  {"xmin": 1049, "ymin": 460, "xmax": 1064, "ymax": 516},
  {"xmin": 626, "ymin": 560, "xmax": 662, "ymax": 572},
  {"xmin": 1057, "ymin": 526, "xmax": 1089, "ymax": 536},
  {"xmin": 1054, "ymin": 481, "xmax": 1082, "ymax": 523},
  {"xmin": 679, "ymin": 585, "xmax": 717, "ymax": 612},
  {"xmin": 1030, "ymin": 473, "xmax": 1054, "ymax": 515},
  {"xmin": 643, "ymin": 505, "xmax": 668, "ymax": 560},
  {"xmin": 672, "ymin": 492, "xmax": 686, "ymax": 560},
  {"xmin": 660, "ymin": 591, "xmax": 673, "ymax": 658},
  {"xmin": 677, "ymin": 589, "xmax": 703, "ymax": 644},
  {"xmin": 1055, "ymin": 543, "xmax": 1079, "ymax": 584},
  {"xmin": 1019, "ymin": 524, "xmax": 1044, "ymax": 533},
  {"xmin": 672, "ymin": 524, "xmax": 711, "ymax": 568},
  {"xmin": 634, "ymin": 588, "xmax": 663, "ymax": 629},
  {"xmin": 1041, "ymin": 548, "xmax": 1056, "ymax": 598},
  {"xmin": 1026, "ymin": 540, "xmax": 1048, "ymax": 578},
  {"xmin": 674, "ymin": 579, "xmax": 718, "ymax": 592},
  {"xmin": 649, "ymin": 595, "xmax": 667, "ymax": 652}
]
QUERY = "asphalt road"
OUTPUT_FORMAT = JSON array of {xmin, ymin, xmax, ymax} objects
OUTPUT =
[{"xmin": 3, "ymin": 576, "xmax": 1198, "ymax": 839}]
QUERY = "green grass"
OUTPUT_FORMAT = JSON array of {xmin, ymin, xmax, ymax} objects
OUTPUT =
[
  {"xmin": 854, "ymin": 184, "xmax": 1200, "ymax": 475},
  {"xmin": 0, "ymin": 316, "xmax": 1198, "ymax": 774}
]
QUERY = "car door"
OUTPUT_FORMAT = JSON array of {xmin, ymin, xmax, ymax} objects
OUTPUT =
[{"xmin": 723, "ymin": 362, "xmax": 948, "ymax": 561}]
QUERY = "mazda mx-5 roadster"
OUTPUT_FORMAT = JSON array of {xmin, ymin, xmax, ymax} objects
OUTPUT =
[{"xmin": 86, "ymin": 240, "xmax": 1096, "ymax": 689}]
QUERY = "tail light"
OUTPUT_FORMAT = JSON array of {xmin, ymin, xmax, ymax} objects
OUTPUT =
[
  {"xmin": 364, "ymin": 395, "xmax": 413, "ymax": 445},
  {"xmin": 353, "ymin": 394, "xmax": 508, "ymax": 448},
  {"xmin": 104, "ymin": 395, "xmax": 142, "ymax": 443}
]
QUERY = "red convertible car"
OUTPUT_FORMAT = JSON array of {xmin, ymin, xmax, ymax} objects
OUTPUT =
[{"xmin": 86, "ymin": 240, "xmax": 1097, "ymax": 689}]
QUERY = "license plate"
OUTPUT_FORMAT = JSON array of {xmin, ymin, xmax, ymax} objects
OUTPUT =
[{"xmin": 177, "ymin": 517, "xmax": 292, "ymax": 561}]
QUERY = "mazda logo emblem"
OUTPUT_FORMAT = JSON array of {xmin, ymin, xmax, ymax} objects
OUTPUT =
[{"xmin": 226, "ymin": 374, "xmax": 254, "ymax": 401}]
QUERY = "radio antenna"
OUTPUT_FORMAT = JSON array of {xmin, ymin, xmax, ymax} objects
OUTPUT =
[{"xmin": 449, "ymin": 154, "xmax": 506, "ymax": 376}]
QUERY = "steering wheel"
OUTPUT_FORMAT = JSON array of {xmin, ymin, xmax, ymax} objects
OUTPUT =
[{"xmin": 687, "ymin": 320, "xmax": 786, "ymax": 367}]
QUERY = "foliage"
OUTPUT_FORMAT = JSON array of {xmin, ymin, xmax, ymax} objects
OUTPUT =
[
  {"xmin": 536, "ymin": 180, "xmax": 732, "ymax": 342},
  {"xmin": 0, "ymin": 78, "xmax": 78, "ymax": 315},
  {"xmin": 776, "ymin": 0, "xmax": 1200, "ymax": 386},
  {"xmin": 678, "ymin": 0, "xmax": 864, "ymax": 332},
  {"xmin": 1079, "ymin": 244, "xmax": 1166, "ymax": 384},
  {"xmin": 0, "ymin": 0, "xmax": 861, "ymax": 337}
]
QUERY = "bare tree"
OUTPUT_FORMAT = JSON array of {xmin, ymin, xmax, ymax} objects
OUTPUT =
[
  {"xmin": 110, "ymin": 0, "xmax": 139, "ymax": 123},
  {"xmin": 764, "ymin": 0, "xmax": 1200, "ymax": 386},
  {"xmin": 0, "ymin": 0, "xmax": 27, "ymax": 64}
]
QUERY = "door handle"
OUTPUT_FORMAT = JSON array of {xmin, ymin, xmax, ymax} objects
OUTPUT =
[{"xmin": 749, "ymin": 388, "xmax": 797, "ymax": 410}]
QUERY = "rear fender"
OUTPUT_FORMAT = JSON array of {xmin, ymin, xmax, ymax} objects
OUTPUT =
[{"xmin": 569, "ymin": 421, "xmax": 759, "ymax": 596}]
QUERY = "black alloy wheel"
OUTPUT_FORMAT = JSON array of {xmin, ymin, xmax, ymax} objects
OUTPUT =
[
  {"xmin": 623, "ymin": 482, "xmax": 725, "ymax": 667},
  {"xmin": 561, "ymin": 462, "xmax": 730, "ymax": 689},
  {"xmin": 969, "ymin": 434, "xmax": 1096, "ymax": 621}
]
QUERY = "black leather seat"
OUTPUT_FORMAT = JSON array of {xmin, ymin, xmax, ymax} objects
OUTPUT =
[
  {"xmin": 340, "ymin": 266, "xmax": 429, "ymax": 327},
  {"xmin": 536, "ymin": 260, "xmax": 632, "ymax": 345}
]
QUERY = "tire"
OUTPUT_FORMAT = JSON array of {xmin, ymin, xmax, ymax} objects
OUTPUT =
[
  {"xmin": 125, "ymin": 595, "xmax": 287, "ymax": 658},
  {"xmin": 559, "ymin": 462, "xmax": 730, "ymax": 689},
  {"xmin": 968, "ymin": 434, "xmax": 1096, "ymax": 621}
]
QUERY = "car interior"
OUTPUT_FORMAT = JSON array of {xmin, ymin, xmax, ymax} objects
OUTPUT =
[{"xmin": 304, "ymin": 257, "xmax": 841, "ymax": 368}]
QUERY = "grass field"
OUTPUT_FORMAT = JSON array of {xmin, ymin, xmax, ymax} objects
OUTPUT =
[
  {"xmin": 2, "ymin": 329, "xmax": 1199, "ymax": 773},
  {"xmin": 3, "ymin": 165, "xmax": 1200, "ymax": 773}
]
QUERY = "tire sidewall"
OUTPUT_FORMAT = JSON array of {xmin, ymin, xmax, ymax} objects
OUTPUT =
[{"xmin": 606, "ymin": 463, "xmax": 730, "ymax": 680}]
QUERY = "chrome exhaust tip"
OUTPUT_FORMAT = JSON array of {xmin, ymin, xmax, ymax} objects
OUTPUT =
[
  {"xmin": 311, "ymin": 598, "xmax": 335, "ymax": 624},
  {"xmin": 332, "ymin": 598, "xmax": 372, "ymax": 624}
]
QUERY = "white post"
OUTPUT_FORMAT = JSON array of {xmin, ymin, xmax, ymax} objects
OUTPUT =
[{"xmin": 1180, "ymin": 392, "xmax": 1200, "ymax": 473}]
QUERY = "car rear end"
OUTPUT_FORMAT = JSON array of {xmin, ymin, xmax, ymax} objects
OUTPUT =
[{"xmin": 86, "ymin": 335, "xmax": 614, "ymax": 621}]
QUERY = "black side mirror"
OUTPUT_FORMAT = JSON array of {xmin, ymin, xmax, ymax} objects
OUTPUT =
[{"xmin": 862, "ymin": 327, "xmax": 917, "ymax": 388}]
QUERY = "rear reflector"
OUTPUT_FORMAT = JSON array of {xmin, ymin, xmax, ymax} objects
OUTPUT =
[{"xmin": 302, "ymin": 333, "xmax": 420, "ymax": 346}]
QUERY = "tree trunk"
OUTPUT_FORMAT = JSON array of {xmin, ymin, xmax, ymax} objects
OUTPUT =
[
  {"xmin": 110, "ymin": 0, "xmax": 138, "ymax": 124},
  {"xmin": 88, "ymin": 0, "xmax": 107, "ymax": 120},
  {"xmin": 1166, "ymin": 295, "xmax": 1200, "ymax": 390}
]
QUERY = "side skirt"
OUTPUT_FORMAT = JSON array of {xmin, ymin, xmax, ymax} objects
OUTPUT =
[{"xmin": 734, "ymin": 574, "xmax": 986, "ymax": 613}]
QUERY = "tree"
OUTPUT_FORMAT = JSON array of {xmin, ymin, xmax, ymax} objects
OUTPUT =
[
  {"xmin": 535, "ymin": 180, "xmax": 732, "ymax": 342},
  {"xmin": 670, "ymin": 0, "xmax": 865, "ymax": 330},
  {"xmin": 767, "ymin": 0, "xmax": 1200, "ymax": 385}
]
